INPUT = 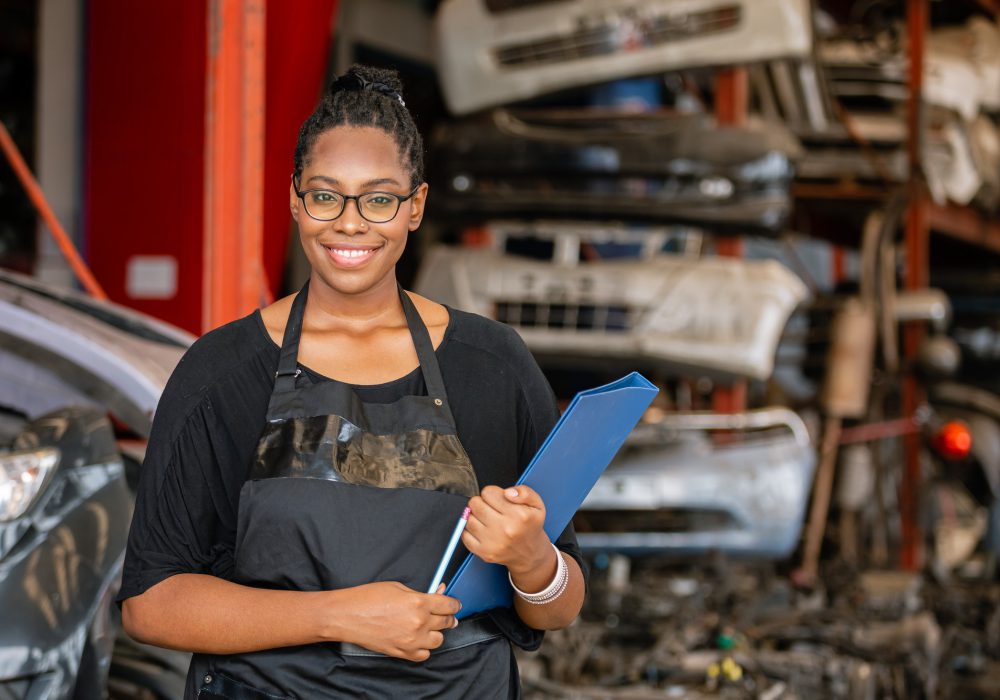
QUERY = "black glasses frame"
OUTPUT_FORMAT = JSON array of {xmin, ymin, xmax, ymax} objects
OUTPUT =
[{"xmin": 293, "ymin": 176, "xmax": 419, "ymax": 224}]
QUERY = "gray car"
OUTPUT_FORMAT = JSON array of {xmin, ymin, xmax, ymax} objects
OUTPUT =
[{"xmin": 0, "ymin": 270, "xmax": 192, "ymax": 699}]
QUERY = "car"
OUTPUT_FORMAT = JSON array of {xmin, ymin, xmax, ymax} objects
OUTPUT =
[{"xmin": 0, "ymin": 270, "xmax": 192, "ymax": 699}]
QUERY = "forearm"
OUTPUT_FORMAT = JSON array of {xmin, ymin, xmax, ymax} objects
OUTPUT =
[
  {"xmin": 122, "ymin": 573, "xmax": 341, "ymax": 654},
  {"xmin": 510, "ymin": 551, "xmax": 585, "ymax": 630}
]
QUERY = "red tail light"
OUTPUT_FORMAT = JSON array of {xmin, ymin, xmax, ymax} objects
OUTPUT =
[{"xmin": 934, "ymin": 420, "xmax": 973, "ymax": 460}]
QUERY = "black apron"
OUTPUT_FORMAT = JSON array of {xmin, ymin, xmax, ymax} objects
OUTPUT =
[{"xmin": 186, "ymin": 283, "xmax": 517, "ymax": 699}]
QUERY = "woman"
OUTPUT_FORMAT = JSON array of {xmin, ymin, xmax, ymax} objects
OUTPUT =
[{"xmin": 118, "ymin": 65, "xmax": 586, "ymax": 699}]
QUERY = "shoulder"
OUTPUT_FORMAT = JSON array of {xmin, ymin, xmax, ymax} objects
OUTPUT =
[
  {"xmin": 166, "ymin": 313, "xmax": 274, "ymax": 399},
  {"xmin": 446, "ymin": 307, "xmax": 534, "ymax": 366},
  {"xmin": 403, "ymin": 290, "xmax": 450, "ymax": 337},
  {"xmin": 150, "ymin": 312, "xmax": 276, "ymax": 444},
  {"xmin": 442, "ymin": 308, "xmax": 553, "ymax": 406}
]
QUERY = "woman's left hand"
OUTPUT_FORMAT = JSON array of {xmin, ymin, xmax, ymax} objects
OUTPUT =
[{"xmin": 462, "ymin": 485, "xmax": 551, "ymax": 576}]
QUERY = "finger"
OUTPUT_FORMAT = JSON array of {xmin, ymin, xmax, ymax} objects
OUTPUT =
[
  {"xmin": 429, "ymin": 614, "xmax": 457, "ymax": 631},
  {"xmin": 426, "ymin": 630, "xmax": 445, "ymax": 650},
  {"xmin": 466, "ymin": 510, "xmax": 504, "ymax": 539},
  {"xmin": 407, "ymin": 649, "xmax": 431, "ymax": 663},
  {"xmin": 427, "ymin": 593, "xmax": 462, "ymax": 616},
  {"xmin": 479, "ymin": 485, "xmax": 512, "ymax": 513},
  {"xmin": 503, "ymin": 485, "xmax": 544, "ymax": 510},
  {"xmin": 462, "ymin": 528, "xmax": 483, "ymax": 554},
  {"xmin": 435, "ymin": 583, "xmax": 446, "ymax": 595},
  {"xmin": 470, "ymin": 492, "xmax": 505, "ymax": 521},
  {"xmin": 463, "ymin": 513, "xmax": 489, "ymax": 539}
]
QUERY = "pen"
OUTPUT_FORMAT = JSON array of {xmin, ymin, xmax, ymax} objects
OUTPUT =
[{"xmin": 427, "ymin": 506, "xmax": 471, "ymax": 594}]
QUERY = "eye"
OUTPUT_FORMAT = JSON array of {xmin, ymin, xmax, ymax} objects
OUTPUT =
[
  {"xmin": 309, "ymin": 190, "xmax": 341, "ymax": 204},
  {"xmin": 364, "ymin": 194, "xmax": 395, "ymax": 209}
]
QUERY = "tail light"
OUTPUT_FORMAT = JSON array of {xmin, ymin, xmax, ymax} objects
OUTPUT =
[{"xmin": 934, "ymin": 420, "xmax": 973, "ymax": 461}]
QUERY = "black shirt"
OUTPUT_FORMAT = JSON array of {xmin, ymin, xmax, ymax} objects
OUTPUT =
[{"xmin": 118, "ymin": 304, "xmax": 585, "ymax": 647}]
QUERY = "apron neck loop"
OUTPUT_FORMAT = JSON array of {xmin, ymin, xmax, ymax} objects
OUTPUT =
[{"xmin": 273, "ymin": 280, "xmax": 450, "ymax": 405}]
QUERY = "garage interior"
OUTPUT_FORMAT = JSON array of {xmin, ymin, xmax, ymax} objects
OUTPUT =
[{"xmin": 3, "ymin": 0, "xmax": 1000, "ymax": 697}]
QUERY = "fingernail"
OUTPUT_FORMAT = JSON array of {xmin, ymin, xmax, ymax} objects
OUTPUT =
[{"xmin": 506, "ymin": 488, "xmax": 518, "ymax": 498}]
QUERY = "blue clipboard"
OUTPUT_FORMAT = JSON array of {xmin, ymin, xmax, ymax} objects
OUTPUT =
[{"xmin": 444, "ymin": 371, "xmax": 658, "ymax": 618}]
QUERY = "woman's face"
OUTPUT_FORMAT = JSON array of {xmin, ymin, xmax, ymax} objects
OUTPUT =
[{"xmin": 291, "ymin": 125, "xmax": 427, "ymax": 298}]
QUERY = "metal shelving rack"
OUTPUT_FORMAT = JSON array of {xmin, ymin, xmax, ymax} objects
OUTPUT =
[{"xmin": 898, "ymin": 0, "xmax": 1000, "ymax": 568}]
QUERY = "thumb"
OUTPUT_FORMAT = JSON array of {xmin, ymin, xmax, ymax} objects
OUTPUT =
[{"xmin": 504, "ymin": 485, "xmax": 543, "ymax": 509}]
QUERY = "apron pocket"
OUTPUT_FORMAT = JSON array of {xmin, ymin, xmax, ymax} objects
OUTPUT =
[{"xmin": 197, "ymin": 672, "xmax": 290, "ymax": 700}]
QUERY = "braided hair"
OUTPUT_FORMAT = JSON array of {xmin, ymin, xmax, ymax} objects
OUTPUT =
[{"xmin": 293, "ymin": 65, "xmax": 424, "ymax": 188}]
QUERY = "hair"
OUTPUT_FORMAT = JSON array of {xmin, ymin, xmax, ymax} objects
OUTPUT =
[{"xmin": 293, "ymin": 65, "xmax": 424, "ymax": 188}]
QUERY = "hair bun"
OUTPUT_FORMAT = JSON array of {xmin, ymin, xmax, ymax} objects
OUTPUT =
[{"xmin": 328, "ymin": 65, "xmax": 406, "ymax": 107}]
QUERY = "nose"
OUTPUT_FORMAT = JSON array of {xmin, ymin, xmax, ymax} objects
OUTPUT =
[{"xmin": 334, "ymin": 197, "xmax": 368, "ymax": 235}]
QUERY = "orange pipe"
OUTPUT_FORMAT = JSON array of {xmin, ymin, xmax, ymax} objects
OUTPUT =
[
  {"xmin": 0, "ymin": 120, "xmax": 108, "ymax": 300},
  {"xmin": 203, "ymin": 0, "xmax": 266, "ymax": 331}
]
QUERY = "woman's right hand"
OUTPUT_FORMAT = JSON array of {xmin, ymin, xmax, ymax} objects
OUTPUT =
[{"xmin": 323, "ymin": 582, "xmax": 461, "ymax": 661}]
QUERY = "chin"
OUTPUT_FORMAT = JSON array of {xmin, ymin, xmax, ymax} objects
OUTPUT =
[{"xmin": 310, "ymin": 267, "xmax": 397, "ymax": 297}]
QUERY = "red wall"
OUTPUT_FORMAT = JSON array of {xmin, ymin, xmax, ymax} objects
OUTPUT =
[
  {"xmin": 85, "ymin": 0, "xmax": 208, "ymax": 333},
  {"xmin": 85, "ymin": 1, "xmax": 337, "ymax": 334},
  {"xmin": 263, "ymin": 8, "xmax": 339, "ymax": 299}
]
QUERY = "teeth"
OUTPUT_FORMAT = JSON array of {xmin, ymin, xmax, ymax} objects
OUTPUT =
[{"xmin": 329, "ymin": 248, "xmax": 372, "ymax": 258}]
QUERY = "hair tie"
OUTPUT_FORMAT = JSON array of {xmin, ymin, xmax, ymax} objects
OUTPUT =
[{"xmin": 330, "ymin": 73, "xmax": 406, "ymax": 107}]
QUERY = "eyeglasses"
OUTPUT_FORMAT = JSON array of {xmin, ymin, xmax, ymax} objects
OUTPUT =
[{"xmin": 293, "ymin": 177, "xmax": 419, "ymax": 224}]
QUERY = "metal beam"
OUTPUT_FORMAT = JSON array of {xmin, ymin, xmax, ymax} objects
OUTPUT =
[
  {"xmin": 203, "ymin": 0, "xmax": 266, "ymax": 332},
  {"xmin": 901, "ymin": 0, "xmax": 929, "ymax": 571},
  {"xmin": 713, "ymin": 67, "xmax": 748, "ymax": 415}
]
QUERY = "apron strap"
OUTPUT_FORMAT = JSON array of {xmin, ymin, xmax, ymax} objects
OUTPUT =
[
  {"xmin": 398, "ymin": 286, "xmax": 450, "ymax": 403},
  {"xmin": 273, "ymin": 281, "xmax": 309, "ymax": 395},
  {"xmin": 272, "ymin": 280, "xmax": 450, "ymax": 405}
]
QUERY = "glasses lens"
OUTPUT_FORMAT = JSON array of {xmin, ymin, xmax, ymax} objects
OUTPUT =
[
  {"xmin": 359, "ymin": 193, "xmax": 401, "ymax": 223},
  {"xmin": 304, "ymin": 191, "xmax": 345, "ymax": 220}
]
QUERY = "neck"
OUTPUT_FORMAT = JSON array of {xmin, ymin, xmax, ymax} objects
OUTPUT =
[{"xmin": 303, "ymin": 271, "xmax": 404, "ymax": 331}]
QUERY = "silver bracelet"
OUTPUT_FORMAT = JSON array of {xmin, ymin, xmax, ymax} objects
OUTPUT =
[{"xmin": 509, "ymin": 543, "xmax": 569, "ymax": 605}]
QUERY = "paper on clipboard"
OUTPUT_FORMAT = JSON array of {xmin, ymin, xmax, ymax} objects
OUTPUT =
[{"xmin": 444, "ymin": 371, "xmax": 658, "ymax": 618}]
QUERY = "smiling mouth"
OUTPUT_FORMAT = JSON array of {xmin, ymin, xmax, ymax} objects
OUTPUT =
[{"xmin": 321, "ymin": 243, "xmax": 383, "ymax": 268}]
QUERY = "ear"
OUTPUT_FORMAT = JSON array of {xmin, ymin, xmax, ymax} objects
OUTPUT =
[
  {"xmin": 407, "ymin": 182, "xmax": 429, "ymax": 232},
  {"xmin": 289, "ymin": 179, "xmax": 300, "ymax": 221}
]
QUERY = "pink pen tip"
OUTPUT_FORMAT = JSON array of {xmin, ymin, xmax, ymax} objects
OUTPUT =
[{"xmin": 461, "ymin": 507, "xmax": 471, "ymax": 520}]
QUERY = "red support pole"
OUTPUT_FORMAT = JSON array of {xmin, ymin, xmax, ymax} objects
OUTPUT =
[
  {"xmin": 203, "ymin": 0, "xmax": 267, "ymax": 332},
  {"xmin": 901, "ymin": 0, "xmax": 929, "ymax": 571},
  {"xmin": 715, "ymin": 68, "xmax": 748, "ymax": 128},
  {"xmin": 713, "ymin": 67, "xmax": 748, "ymax": 413}
]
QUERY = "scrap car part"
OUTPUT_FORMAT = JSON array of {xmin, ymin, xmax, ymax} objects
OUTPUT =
[
  {"xmin": 0, "ymin": 407, "xmax": 130, "ymax": 699},
  {"xmin": 416, "ymin": 227, "xmax": 808, "ymax": 380},
  {"xmin": 575, "ymin": 407, "xmax": 816, "ymax": 557},
  {"xmin": 0, "ymin": 270, "xmax": 191, "ymax": 437},
  {"xmin": 432, "ymin": 112, "xmax": 801, "ymax": 232},
  {"xmin": 435, "ymin": 0, "xmax": 813, "ymax": 114}
]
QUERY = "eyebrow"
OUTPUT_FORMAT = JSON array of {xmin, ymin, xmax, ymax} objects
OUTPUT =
[{"xmin": 305, "ymin": 175, "xmax": 403, "ymax": 189}]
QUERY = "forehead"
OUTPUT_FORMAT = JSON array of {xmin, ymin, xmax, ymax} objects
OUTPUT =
[{"xmin": 303, "ymin": 126, "xmax": 407, "ymax": 184}]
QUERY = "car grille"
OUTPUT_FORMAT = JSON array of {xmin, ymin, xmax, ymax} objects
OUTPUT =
[
  {"xmin": 484, "ymin": 0, "xmax": 567, "ymax": 14},
  {"xmin": 495, "ymin": 300, "xmax": 637, "ymax": 331},
  {"xmin": 494, "ymin": 4, "xmax": 741, "ymax": 69}
]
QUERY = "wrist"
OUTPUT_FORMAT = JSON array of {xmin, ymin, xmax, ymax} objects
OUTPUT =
[
  {"xmin": 314, "ymin": 588, "xmax": 352, "ymax": 643},
  {"xmin": 509, "ymin": 542, "xmax": 569, "ymax": 604},
  {"xmin": 506, "ymin": 532, "xmax": 555, "ymax": 579}
]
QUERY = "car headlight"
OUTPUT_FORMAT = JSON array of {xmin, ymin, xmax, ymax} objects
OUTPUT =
[{"xmin": 0, "ymin": 448, "xmax": 60, "ymax": 522}]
